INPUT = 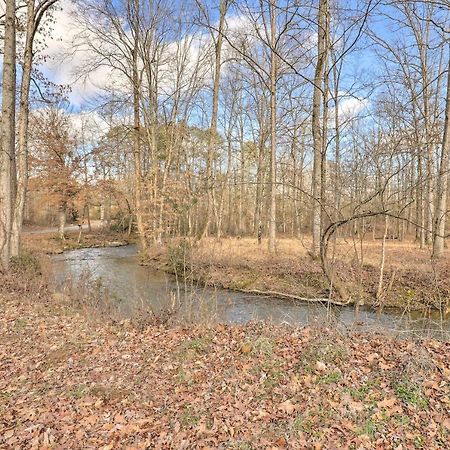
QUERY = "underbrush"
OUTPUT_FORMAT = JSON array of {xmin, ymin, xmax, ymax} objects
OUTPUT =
[
  {"xmin": 158, "ymin": 238, "xmax": 450, "ymax": 312},
  {"xmin": 0, "ymin": 252, "xmax": 47, "ymax": 297},
  {"xmin": 52, "ymin": 269, "xmax": 185, "ymax": 330}
]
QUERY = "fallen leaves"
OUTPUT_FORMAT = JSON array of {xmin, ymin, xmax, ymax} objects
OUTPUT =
[
  {"xmin": 315, "ymin": 361, "xmax": 327, "ymax": 372},
  {"xmin": 0, "ymin": 291, "xmax": 449, "ymax": 449},
  {"xmin": 377, "ymin": 397, "xmax": 397, "ymax": 409}
]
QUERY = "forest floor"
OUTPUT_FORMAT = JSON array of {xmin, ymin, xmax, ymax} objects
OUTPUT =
[
  {"xmin": 150, "ymin": 236, "xmax": 450, "ymax": 312},
  {"xmin": 0, "ymin": 272, "xmax": 449, "ymax": 450}
]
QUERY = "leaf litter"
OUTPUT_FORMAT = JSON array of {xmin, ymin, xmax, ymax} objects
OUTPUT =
[{"xmin": 0, "ymin": 293, "xmax": 449, "ymax": 449}]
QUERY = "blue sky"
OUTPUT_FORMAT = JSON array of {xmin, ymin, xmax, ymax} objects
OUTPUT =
[{"xmin": 3, "ymin": 0, "xmax": 447, "ymax": 132}]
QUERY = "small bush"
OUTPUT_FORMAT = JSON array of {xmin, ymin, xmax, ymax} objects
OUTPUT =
[
  {"xmin": 10, "ymin": 252, "xmax": 41, "ymax": 276},
  {"xmin": 168, "ymin": 239, "xmax": 192, "ymax": 275}
]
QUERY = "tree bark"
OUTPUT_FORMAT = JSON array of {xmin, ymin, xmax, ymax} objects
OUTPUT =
[
  {"xmin": 268, "ymin": 0, "xmax": 277, "ymax": 254},
  {"xmin": 11, "ymin": 0, "xmax": 59, "ymax": 257},
  {"xmin": 0, "ymin": 0, "xmax": 17, "ymax": 270},
  {"xmin": 200, "ymin": 0, "xmax": 227, "ymax": 240},
  {"xmin": 311, "ymin": 0, "xmax": 328, "ymax": 257},
  {"xmin": 131, "ymin": 0, "xmax": 148, "ymax": 252},
  {"xmin": 432, "ymin": 58, "xmax": 450, "ymax": 258},
  {"xmin": 58, "ymin": 206, "xmax": 66, "ymax": 241}
]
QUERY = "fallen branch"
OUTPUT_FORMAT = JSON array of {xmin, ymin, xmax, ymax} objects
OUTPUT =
[{"xmin": 239, "ymin": 288, "xmax": 354, "ymax": 307}]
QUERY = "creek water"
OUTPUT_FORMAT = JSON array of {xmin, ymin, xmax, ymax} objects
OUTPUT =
[{"xmin": 49, "ymin": 244, "xmax": 449, "ymax": 339}]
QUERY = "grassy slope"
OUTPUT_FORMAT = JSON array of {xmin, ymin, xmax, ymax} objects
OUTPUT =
[{"xmin": 0, "ymin": 284, "xmax": 449, "ymax": 449}]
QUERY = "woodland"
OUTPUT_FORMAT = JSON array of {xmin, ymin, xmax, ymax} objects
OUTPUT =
[
  {"xmin": 0, "ymin": 0, "xmax": 449, "ymax": 448},
  {"xmin": 1, "ymin": 0, "xmax": 450, "ymax": 302}
]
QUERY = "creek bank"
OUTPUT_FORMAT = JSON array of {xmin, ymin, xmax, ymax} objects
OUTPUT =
[
  {"xmin": 144, "ymin": 239, "xmax": 450, "ymax": 313},
  {"xmin": 23, "ymin": 230, "xmax": 134, "ymax": 255}
]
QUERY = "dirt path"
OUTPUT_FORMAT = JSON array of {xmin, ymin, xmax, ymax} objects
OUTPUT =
[{"xmin": 23, "ymin": 220, "xmax": 102, "ymax": 235}]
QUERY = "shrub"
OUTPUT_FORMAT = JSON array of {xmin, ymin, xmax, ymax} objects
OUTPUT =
[
  {"xmin": 168, "ymin": 239, "xmax": 191, "ymax": 275},
  {"xmin": 10, "ymin": 252, "xmax": 41, "ymax": 276}
]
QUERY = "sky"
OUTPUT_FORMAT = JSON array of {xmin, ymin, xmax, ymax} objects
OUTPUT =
[{"xmin": 4, "ymin": 0, "xmax": 448, "ymax": 135}]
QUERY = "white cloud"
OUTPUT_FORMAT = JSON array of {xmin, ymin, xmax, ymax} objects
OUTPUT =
[
  {"xmin": 339, "ymin": 97, "xmax": 369, "ymax": 119},
  {"xmin": 35, "ymin": 0, "xmax": 214, "ymax": 107},
  {"xmin": 35, "ymin": 0, "xmax": 126, "ymax": 105},
  {"xmin": 68, "ymin": 110, "xmax": 109, "ymax": 140}
]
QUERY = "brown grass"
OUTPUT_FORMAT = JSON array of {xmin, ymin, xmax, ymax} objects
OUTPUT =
[
  {"xmin": 197, "ymin": 235, "xmax": 442, "ymax": 269},
  {"xmin": 162, "ymin": 235, "xmax": 450, "ymax": 311}
]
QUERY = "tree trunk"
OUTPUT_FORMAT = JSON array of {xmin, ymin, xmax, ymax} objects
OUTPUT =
[
  {"xmin": 11, "ymin": 2, "xmax": 36, "ymax": 257},
  {"xmin": 11, "ymin": 0, "xmax": 58, "ymax": 256},
  {"xmin": 432, "ymin": 59, "xmax": 450, "ymax": 258},
  {"xmin": 0, "ymin": 0, "xmax": 17, "ymax": 270},
  {"xmin": 200, "ymin": 0, "xmax": 227, "ymax": 240},
  {"xmin": 376, "ymin": 214, "xmax": 389, "ymax": 302},
  {"xmin": 311, "ymin": 0, "xmax": 328, "ymax": 257},
  {"xmin": 131, "ymin": 0, "xmax": 148, "ymax": 252},
  {"xmin": 268, "ymin": 0, "xmax": 277, "ymax": 254},
  {"xmin": 86, "ymin": 204, "xmax": 92, "ymax": 232},
  {"xmin": 58, "ymin": 207, "xmax": 66, "ymax": 241}
]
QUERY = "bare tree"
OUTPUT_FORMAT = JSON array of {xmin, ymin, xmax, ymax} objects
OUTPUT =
[
  {"xmin": 311, "ymin": 0, "xmax": 329, "ymax": 257},
  {"xmin": 11, "ymin": 0, "xmax": 60, "ymax": 257},
  {"xmin": 197, "ymin": 0, "xmax": 229, "ymax": 240},
  {"xmin": 432, "ymin": 57, "xmax": 450, "ymax": 258}
]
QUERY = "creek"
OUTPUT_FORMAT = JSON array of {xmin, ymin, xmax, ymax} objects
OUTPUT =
[{"xmin": 49, "ymin": 244, "xmax": 449, "ymax": 339}]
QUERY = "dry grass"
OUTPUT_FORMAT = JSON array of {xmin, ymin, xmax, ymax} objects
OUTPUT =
[
  {"xmin": 197, "ymin": 235, "xmax": 442, "ymax": 269},
  {"xmin": 162, "ymin": 235, "xmax": 450, "ymax": 311}
]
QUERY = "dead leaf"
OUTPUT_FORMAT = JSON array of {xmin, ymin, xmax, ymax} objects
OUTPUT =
[
  {"xmin": 316, "ymin": 361, "xmax": 327, "ymax": 372},
  {"xmin": 3, "ymin": 429, "xmax": 14, "ymax": 439},
  {"xmin": 279, "ymin": 399, "xmax": 296, "ymax": 415},
  {"xmin": 377, "ymin": 397, "xmax": 396, "ymax": 409}
]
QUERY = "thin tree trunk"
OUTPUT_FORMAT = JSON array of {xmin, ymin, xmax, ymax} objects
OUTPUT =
[
  {"xmin": 254, "ymin": 133, "xmax": 265, "ymax": 241},
  {"xmin": 200, "ymin": 0, "xmax": 227, "ymax": 240},
  {"xmin": 86, "ymin": 204, "xmax": 92, "ymax": 232},
  {"xmin": 131, "ymin": 0, "xmax": 148, "ymax": 252},
  {"xmin": 311, "ymin": 0, "xmax": 328, "ymax": 257},
  {"xmin": 58, "ymin": 207, "xmax": 66, "ymax": 241},
  {"xmin": 0, "ymin": 0, "xmax": 17, "ymax": 269},
  {"xmin": 11, "ymin": 2, "xmax": 35, "ymax": 257},
  {"xmin": 268, "ymin": 0, "xmax": 277, "ymax": 254},
  {"xmin": 376, "ymin": 214, "xmax": 388, "ymax": 302}
]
